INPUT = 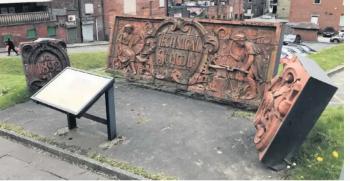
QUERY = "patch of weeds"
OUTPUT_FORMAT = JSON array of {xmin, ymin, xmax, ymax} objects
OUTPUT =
[
  {"xmin": 105, "ymin": 69, "xmax": 125, "ymax": 78},
  {"xmin": 0, "ymin": 122, "xmax": 54, "ymax": 144},
  {"xmin": 231, "ymin": 109, "xmax": 255, "ymax": 120},
  {"xmin": 89, "ymin": 153, "xmax": 176, "ymax": 180},
  {"xmin": 0, "ymin": 87, "xmax": 9, "ymax": 96},
  {"xmin": 136, "ymin": 115, "xmax": 150, "ymax": 124},
  {"xmin": 285, "ymin": 106, "xmax": 344, "ymax": 179}
]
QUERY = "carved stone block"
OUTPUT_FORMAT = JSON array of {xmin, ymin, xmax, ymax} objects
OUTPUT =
[
  {"xmin": 253, "ymin": 56, "xmax": 337, "ymax": 170},
  {"xmin": 20, "ymin": 38, "xmax": 70, "ymax": 92},
  {"xmin": 108, "ymin": 16, "xmax": 284, "ymax": 108}
]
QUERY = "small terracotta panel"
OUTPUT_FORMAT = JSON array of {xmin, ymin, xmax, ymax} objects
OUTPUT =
[
  {"xmin": 20, "ymin": 39, "xmax": 70, "ymax": 92},
  {"xmin": 254, "ymin": 56, "xmax": 337, "ymax": 169}
]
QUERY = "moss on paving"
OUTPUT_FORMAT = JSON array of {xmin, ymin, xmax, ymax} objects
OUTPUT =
[
  {"xmin": 285, "ymin": 106, "xmax": 344, "ymax": 180},
  {"xmin": 89, "ymin": 153, "xmax": 176, "ymax": 180},
  {"xmin": 231, "ymin": 109, "xmax": 255, "ymax": 120},
  {"xmin": 0, "ymin": 122, "xmax": 175, "ymax": 180}
]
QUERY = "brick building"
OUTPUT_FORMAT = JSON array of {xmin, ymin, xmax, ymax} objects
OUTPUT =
[
  {"xmin": 207, "ymin": 0, "xmax": 244, "ymax": 20},
  {"xmin": 0, "ymin": 0, "xmax": 66, "ymax": 48},
  {"xmin": 275, "ymin": 0, "xmax": 290, "ymax": 19},
  {"xmin": 289, "ymin": 0, "xmax": 344, "ymax": 32},
  {"xmin": 51, "ymin": 0, "xmax": 105, "ymax": 43},
  {"xmin": 167, "ymin": 1, "xmax": 244, "ymax": 20},
  {"xmin": 243, "ymin": 0, "xmax": 266, "ymax": 19},
  {"xmin": 0, "ymin": 0, "xmax": 106, "ymax": 48},
  {"xmin": 103, "ymin": 0, "xmax": 167, "ymax": 39}
]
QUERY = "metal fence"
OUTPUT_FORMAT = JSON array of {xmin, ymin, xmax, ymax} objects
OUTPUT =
[{"xmin": 0, "ymin": 11, "xmax": 52, "ymax": 26}]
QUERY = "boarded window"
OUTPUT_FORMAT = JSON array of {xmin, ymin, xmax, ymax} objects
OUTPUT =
[
  {"xmin": 124, "ymin": 0, "xmax": 136, "ymax": 15},
  {"xmin": 314, "ymin": 0, "xmax": 321, "ymax": 4},
  {"xmin": 159, "ymin": 0, "xmax": 165, "ymax": 7},
  {"xmin": 339, "ymin": 15, "xmax": 344, "ymax": 26},
  {"xmin": 311, "ymin": 16, "xmax": 319, "ymax": 24},
  {"xmin": 27, "ymin": 28, "xmax": 37, "ymax": 39},
  {"xmin": 48, "ymin": 26, "xmax": 57, "ymax": 37},
  {"xmin": 85, "ymin": 3, "xmax": 94, "ymax": 14}
]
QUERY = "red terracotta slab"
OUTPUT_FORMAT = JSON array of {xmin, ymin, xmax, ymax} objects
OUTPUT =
[{"xmin": 108, "ymin": 16, "xmax": 284, "ymax": 108}]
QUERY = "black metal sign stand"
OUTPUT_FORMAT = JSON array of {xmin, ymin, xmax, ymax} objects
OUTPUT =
[
  {"xmin": 31, "ymin": 67, "xmax": 117, "ymax": 141},
  {"xmin": 65, "ymin": 85, "xmax": 117, "ymax": 140}
]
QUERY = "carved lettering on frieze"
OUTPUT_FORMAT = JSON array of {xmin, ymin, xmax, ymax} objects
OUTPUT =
[
  {"xmin": 20, "ymin": 39, "xmax": 70, "ymax": 92},
  {"xmin": 109, "ymin": 16, "xmax": 283, "ymax": 107}
]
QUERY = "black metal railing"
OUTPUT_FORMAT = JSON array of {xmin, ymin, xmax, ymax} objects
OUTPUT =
[{"xmin": 0, "ymin": 11, "xmax": 52, "ymax": 25}]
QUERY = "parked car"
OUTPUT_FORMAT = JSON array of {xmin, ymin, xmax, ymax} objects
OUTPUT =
[
  {"xmin": 322, "ymin": 27, "xmax": 336, "ymax": 37},
  {"xmin": 330, "ymin": 30, "xmax": 344, "ymax": 43},
  {"xmin": 283, "ymin": 34, "xmax": 302, "ymax": 45}
]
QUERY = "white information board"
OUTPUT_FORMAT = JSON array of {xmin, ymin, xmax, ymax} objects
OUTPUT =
[{"xmin": 31, "ymin": 67, "xmax": 114, "ymax": 115}]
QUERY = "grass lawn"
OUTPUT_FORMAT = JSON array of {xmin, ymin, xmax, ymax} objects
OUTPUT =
[
  {"xmin": 286, "ymin": 106, "xmax": 344, "ymax": 180},
  {"xmin": 278, "ymin": 43, "xmax": 344, "ymax": 74},
  {"xmin": 0, "ymin": 51, "xmax": 107, "ymax": 110},
  {"xmin": 308, "ymin": 44, "xmax": 344, "ymax": 71}
]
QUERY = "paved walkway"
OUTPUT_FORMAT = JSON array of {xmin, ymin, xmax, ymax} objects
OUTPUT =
[
  {"xmin": 0, "ymin": 80, "xmax": 281, "ymax": 180},
  {"xmin": 0, "ymin": 137, "xmax": 108, "ymax": 180},
  {"xmin": 329, "ymin": 70, "xmax": 344, "ymax": 105}
]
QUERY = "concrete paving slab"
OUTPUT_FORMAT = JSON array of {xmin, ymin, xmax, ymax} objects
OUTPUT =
[
  {"xmin": 0, "ymin": 155, "xmax": 62, "ymax": 180},
  {"xmin": 329, "ymin": 70, "xmax": 344, "ymax": 105},
  {"xmin": 0, "ymin": 80, "xmax": 282, "ymax": 179},
  {"xmin": 0, "ymin": 137, "xmax": 108, "ymax": 179}
]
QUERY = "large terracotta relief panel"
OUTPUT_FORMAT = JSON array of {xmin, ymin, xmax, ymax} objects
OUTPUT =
[{"xmin": 108, "ymin": 16, "xmax": 284, "ymax": 107}]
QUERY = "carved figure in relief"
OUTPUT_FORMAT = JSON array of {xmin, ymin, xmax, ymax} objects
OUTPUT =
[
  {"xmin": 208, "ymin": 32, "xmax": 263, "ymax": 100},
  {"xmin": 254, "ymin": 57, "xmax": 303, "ymax": 151},
  {"xmin": 229, "ymin": 33, "xmax": 261, "ymax": 100},
  {"xmin": 116, "ymin": 24, "xmax": 138, "ymax": 74}
]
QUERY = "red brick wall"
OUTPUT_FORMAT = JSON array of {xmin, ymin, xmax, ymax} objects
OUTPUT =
[
  {"xmin": 103, "ymin": 0, "xmax": 167, "ymax": 38},
  {"xmin": 0, "ymin": 22, "xmax": 66, "ymax": 48},
  {"xmin": 207, "ymin": 0, "xmax": 244, "ymax": 20},
  {"xmin": 289, "ymin": 0, "xmax": 344, "ymax": 31},
  {"xmin": 293, "ymin": 28, "xmax": 318, "ymax": 41}
]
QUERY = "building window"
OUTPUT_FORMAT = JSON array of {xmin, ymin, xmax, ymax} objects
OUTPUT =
[
  {"xmin": 314, "ymin": 0, "xmax": 321, "ymax": 4},
  {"xmin": 159, "ymin": 0, "xmax": 165, "ymax": 7},
  {"xmin": 47, "ymin": 26, "xmax": 57, "ymax": 37},
  {"xmin": 8, "ymin": 7, "xmax": 15, "ymax": 13},
  {"xmin": 248, "ymin": 0, "xmax": 252, "ymax": 2},
  {"xmin": 311, "ymin": 15, "xmax": 319, "ymax": 24},
  {"xmin": 3, "ymin": 34, "xmax": 13, "ymax": 42},
  {"xmin": 85, "ymin": 3, "xmax": 94, "ymax": 14},
  {"xmin": 27, "ymin": 28, "xmax": 37, "ymax": 39},
  {"xmin": 0, "ymin": 7, "xmax": 8, "ymax": 14},
  {"xmin": 124, "ymin": 0, "xmax": 136, "ymax": 15}
]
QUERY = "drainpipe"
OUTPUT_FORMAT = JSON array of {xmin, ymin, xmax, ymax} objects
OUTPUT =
[
  {"xmin": 101, "ymin": 0, "xmax": 106, "ymax": 40},
  {"xmin": 77, "ymin": 0, "xmax": 83, "ymax": 42},
  {"xmin": 165, "ymin": 0, "xmax": 169, "ymax": 16},
  {"xmin": 150, "ymin": 0, "xmax": 153, "ymax": 17}
]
